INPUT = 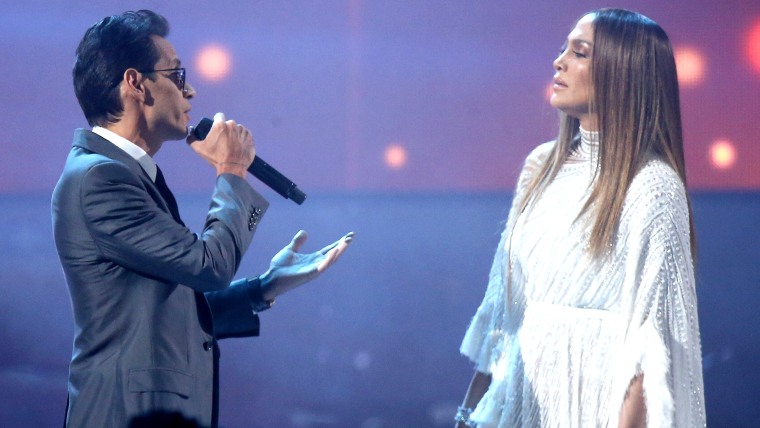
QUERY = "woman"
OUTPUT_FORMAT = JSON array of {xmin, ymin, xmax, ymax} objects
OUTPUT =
[{"xmin": 456, "ymin": 9, "xmax": 705, "ymax": 428}]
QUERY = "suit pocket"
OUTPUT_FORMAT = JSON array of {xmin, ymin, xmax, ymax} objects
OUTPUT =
[{"xmin": 128, "ymin": 367, "xmax": 194, "ymax": 398}]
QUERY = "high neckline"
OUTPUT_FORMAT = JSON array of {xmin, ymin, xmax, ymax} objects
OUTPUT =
[
  {"xmin": 571, "ymin": 126, "xmax": 599, "ymax": 161},
  {"xmin": 579, "ymin": 126, "xmax": 598, "ymax": 145}
]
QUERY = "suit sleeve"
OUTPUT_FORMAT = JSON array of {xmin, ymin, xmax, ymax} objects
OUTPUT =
[
  {"xmin": 80, "ymin": 160, "xmax": 268, "ymax": 292},
  {"xmin": 204, "ymin": 277, "xmax": 270, "ymax": 339}
]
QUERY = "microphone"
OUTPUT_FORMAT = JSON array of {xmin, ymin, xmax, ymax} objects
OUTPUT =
[{"xmin": 191, "ymin": 117, "xmax": 306, "ymax": 205}]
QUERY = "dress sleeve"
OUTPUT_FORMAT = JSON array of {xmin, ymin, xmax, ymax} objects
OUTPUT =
[
  {"xmin": 460, "ymin": 142, "xmax": 554, "ymax": 374},
  {"xmin": 611, "ymin": 163, "xmax": 706, "ymax": 427}
]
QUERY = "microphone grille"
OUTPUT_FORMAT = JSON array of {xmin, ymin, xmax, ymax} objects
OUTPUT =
[{"xmin": 192, "ymin": 117, "xmax": 213, "ymax": 140}]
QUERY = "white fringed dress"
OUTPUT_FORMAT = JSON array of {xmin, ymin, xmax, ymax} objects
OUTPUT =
[{"xmin": 460, "ymin": 129, "xmax": 706, "ymax": 427}]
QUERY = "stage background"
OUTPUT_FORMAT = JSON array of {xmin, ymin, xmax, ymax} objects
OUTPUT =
[{"xmin": 0, "ymin": 1, "xmax": 758, "ymax": 426}]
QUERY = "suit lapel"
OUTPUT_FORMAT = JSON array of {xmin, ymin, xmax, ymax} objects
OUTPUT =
[
  {"xmin": 72, "ymin": 129, "xmax": 185, "ymax": 226},
  {"xmin": 154, "ymin": 166, "xmax": 185, "ymax": 226}
]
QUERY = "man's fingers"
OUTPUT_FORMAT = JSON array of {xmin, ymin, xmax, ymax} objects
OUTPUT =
[
  {"xmin": 316, "ymin": 233, "xmax": 353, "ymax": 272},
  {"xmin": 317, "ymin": 246, "xmax": 341, "ymax": 273},
  {"xmin": 319, "ymin": 241, "xmax": 339, "ymax": 255},
  {"xmin": 332, "ymin": 237, "xmax": 351, "ymax": 259},
  {"xmin": 319, "ymin": 232, "xmax": 355, "ymax": 255},
  {"xmin": 289, "ymin": 230, "xmax": 308, "ymax": 252},
  {"xmin": 188, "ymin": 112, "xmax": 226, "ymax": 147}
]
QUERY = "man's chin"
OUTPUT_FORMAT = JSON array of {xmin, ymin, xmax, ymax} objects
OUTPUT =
[{"xmin": 167, "ymin": 126, "xmax": 190, "ymax": 142}]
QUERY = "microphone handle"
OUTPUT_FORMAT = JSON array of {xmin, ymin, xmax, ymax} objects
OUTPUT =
[
  {"xmin": 249, "ymin": 157, "xmax": 306, "ymax": 204},
  {"xmin": 191, "ymin": 117, "xmax": 306, "ymax": 205}
]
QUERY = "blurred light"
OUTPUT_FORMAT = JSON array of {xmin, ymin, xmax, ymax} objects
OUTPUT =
[
  {"xmin": 709, "ymin": 139, "xmax": 737, "ymax": 170},
  {"xmin": 353, "ymin": 351, "xmax": 372, "ymax": 370},
  {"xmin": 674, "ymin": 46, "xmax": 706, "ymax": 87},
  {"xmin": 746, "ymin": 18, "xmax": 760, "ymax": 75},
  {"xmin": 545, "ymin": 81, "xmax": 554, "ymax": 103},
  {"xmin": 195, "ymin": 44, "xmax": 232, "ymax": 82},
  {"xmin": 384, "ymin": 143, "xmax": 408, "ymax": 169}
]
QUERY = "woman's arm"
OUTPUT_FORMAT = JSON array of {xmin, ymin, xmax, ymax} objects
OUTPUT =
[
  {"xmin": 455, "ymin": 371, "xmax": 492, "ymax": 428},
  {"xmin": 618, "ymin": 374, "xmax": 647, "ymax": 428}
]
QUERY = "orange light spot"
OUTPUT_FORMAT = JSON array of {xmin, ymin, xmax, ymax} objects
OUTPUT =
[
  {"xmin": 709, "ymin": 139, "xmax": 737, "ymax": 170},
  {"xmin": 195, "ymin": 44, "xmax": 232, "ymax": 82},
  {"xmin": 545, "ymin": 81, "xmax": 554, "ymax": 102},
  {"xmin": 384, "ymin": 144, "xmax": 408, "ymax": 169},
  {"xmin": 746, "ymin": 18, "xmax": 760, "ymax": 75},
  {"xmin": 674, "ymin": 46, "xmax": 706, "ymax": 87}
]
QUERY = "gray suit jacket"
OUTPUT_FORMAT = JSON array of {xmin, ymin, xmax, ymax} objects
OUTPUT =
[{"xmin": 52, "ymin": 129, "xmax": 269, "ymax": 427}]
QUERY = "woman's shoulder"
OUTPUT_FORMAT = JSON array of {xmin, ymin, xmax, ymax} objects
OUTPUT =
[
  {"xmin": 526, "ymin": 141, "xmax": 555, "ymax": 164},
  {"xmin": 630, "ymin": 158, "xmax": 686, "ymax": 196},
  {"xmin": 509, "ymin": 141, "xmax": 557, "ymax": 204},
  {"xmin": 520, "ymin": 141, "xmax": 555, "ymax": 175},
  {"xmin": 624, "ymin": 157, "xmax": 689, "ymax": 221}
]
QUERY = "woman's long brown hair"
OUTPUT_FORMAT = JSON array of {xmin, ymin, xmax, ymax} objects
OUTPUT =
[{"xmin": 516, "ymin": 8, "xmax": 696, "ymax": 259}]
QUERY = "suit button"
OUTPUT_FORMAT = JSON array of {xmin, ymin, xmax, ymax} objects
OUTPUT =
[{"xmin": 203, "ymin": 340, "xmax": 213, "ymax": 351}]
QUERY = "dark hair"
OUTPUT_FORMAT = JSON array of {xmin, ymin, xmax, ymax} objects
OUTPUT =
[
  {"xmin": 517, "ymin": 8, "xmax": 695, "ymax": 258},
  {"xmin": 73, "ymin": 10, "xmax": 169, "ymax": 127},
  {"xmin": 587, "ymin": 9, "xmax": 694, "ymax": 257}
]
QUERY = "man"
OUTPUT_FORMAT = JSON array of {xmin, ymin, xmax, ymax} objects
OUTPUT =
[{"xmin": 52, "ymin": 10, "xmax": 352, "ymax": 427}]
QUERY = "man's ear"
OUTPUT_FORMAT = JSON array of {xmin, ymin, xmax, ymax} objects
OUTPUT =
[{"xmin": 122, "ymin": 68, "xmax": 145, "ymax": 100}]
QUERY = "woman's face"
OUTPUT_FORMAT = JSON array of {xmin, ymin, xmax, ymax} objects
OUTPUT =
[{"xmin": 550, "ymin": 14, "xmax": 596, "ymax": 129}]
